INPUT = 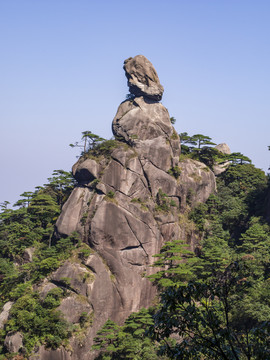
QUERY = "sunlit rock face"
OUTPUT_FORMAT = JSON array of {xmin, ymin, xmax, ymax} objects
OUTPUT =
[
  {"xmin": 213, "ymin": 143, "xmax": 231, "ymax": 175},
  {"xmin": 30, "ymin": 56, "xmax": 216, "ymax": 360},
  {"xmin": 123, "ymin": 55, "xmax": 164, "ymax": 101}
]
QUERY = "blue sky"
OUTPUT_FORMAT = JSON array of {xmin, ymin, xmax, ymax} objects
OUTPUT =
[{"xmin": 1, "ymin": 0, "xmax": 270, "ymax": 206}]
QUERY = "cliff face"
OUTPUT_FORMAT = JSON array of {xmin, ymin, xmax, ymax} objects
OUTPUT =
[{"xmin": 30, "ymin": 56, "xmax": 216, "ymax": 360}]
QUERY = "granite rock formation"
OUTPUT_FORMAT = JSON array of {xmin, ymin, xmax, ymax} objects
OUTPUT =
[
  {"xmin": 124, "ymin": 55, "xmax": 164, "ymax": 101},
  {"xmin": 4, "ymin": 332, "xmax": 23, "ymax": 353},
  {"xmin": 27, "ymin": 56, "xmax": 216, "ymax": 360},
  {"xmin": 0, "ymin": 302, "xmax": 13, "ymax": 330},
  {"xmin": 213, "ymin": 143, "xmax": 231, "ymax": 175}
]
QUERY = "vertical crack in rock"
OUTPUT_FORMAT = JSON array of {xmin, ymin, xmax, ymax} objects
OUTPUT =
[
  {"xmin": 138, "ymin": 158, "xmax": 153, "ymax": 196},
  {"xmin": 124, "ymin": 215, "xmax": 149, "ymax": 259}
]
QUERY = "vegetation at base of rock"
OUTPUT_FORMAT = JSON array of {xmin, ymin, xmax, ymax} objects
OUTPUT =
[
  {"xmin": 92, "ymin": 308, "xmax": 166, "ymax": 360},
  {"xmin": 5, "ymin": 290, "xmax": 71, "ymax": 354},
  {"xmin": 0, "ymin": 169, "xmax": 96, "ymax": 356}
]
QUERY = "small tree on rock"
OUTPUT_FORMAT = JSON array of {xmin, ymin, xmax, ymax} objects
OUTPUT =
[{"xmin": 69, "ymin": 131, "xmax": 105, "ymax": 155}]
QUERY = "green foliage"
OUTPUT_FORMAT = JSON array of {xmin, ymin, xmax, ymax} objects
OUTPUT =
[
  {"xmin": 92, "ymin": 319, "xmax": 120, "ymax": 357},
  {"xmin": 147, "ymin": 230, "xmax": 270, "ymax": 359},
  {"xmin": 70, "ymin": 131, "xmax": 122, "ymax": 160},
  {"xmin": 106, "ymin": 191, "xmax": 115, "ymax": 199},
  {"xmin": 147, "ymin": 159, "xmax": 270, "ymax": 359},
  {"xmin": 79, "ymin": 311, "xmax": 93, "ymax": 327},
  {"xmin": 179, "ymin": 132, "xmax": 253, "ymax": 170},
  {"xmin": 70, "ymin": 131, "xmax": 105, "ymax": 155},
  {"xmin": 80, "ymin": 211, "xmax": 88, "ymax": 226},
  {"xmin": 238, "ymin": 217, "xmax": 270, "ymax": 254},
  {"xmin": 4, "ymin": 291, "xmax": 71, "ymax": 354},
  {"xmin": 93, "ymin": 139, "xmax": 119, "ymax": 158},
  {"xmin": 170, "ymin": 130, "xmax": 178, "ymax": 140},
  {"xmin": 93, "ymin": 309, "xmax": 160, "ymax": 359},
  {"xmin": 28, "ymin": 193, "xmax": 60, "ymax": 226},
  {"xmin": 153, "ymin": 261, "xmax": 270, "ymax": 359},
  {"xmin": 59, "ymin": 277, "xmax": 72, "ymax": 287},
  {"xmin": 0, "ymin": 168, "xmax": 76, "ymax": 268},
  {"xmin": 0, "ymin": 170, "xmax": 80, "ymax": 356},
  {"xmin": 155, "ymin": 189, "xmax": 177, "ymax": 213},
  {"xmin": 190, "ymin": 164, "xmax": 268, "ymax": 241},
  {"xmin": 170, "ymin": 116, "xmax": 176, "ymax": 124},
  {"xmin": 167, "ymin": 166, "xmax": 181, "ymax": 179},
  {"xmin": 221, "ymin": 163, "xmax": 266, "ymax": 193},
  {"xmin": 43, "ymin": 288, "xmax": 64, "ymax": 309},
  {"xmin": 227, "ymin": 152, "xmax": 252, "ymax": 165},
  {"xmin": 149, "ymin": 240, "xmax": 198, "ymax": 288},
  {"xmin": 130, "ymin": 198, "xmax": 148, "ymax": 211},
  {"xmin": 179, "ymin": 132, "xmax": 227, "ymax": 169},
  {"xmin": 0, "ymin": 130, "xmax": 269, "ymax": 358},
  {"xmin": 78, "ymin": 246, "xmax": 92, "ymax": 260},
  {"xmin": 13, "ymin": 191, "xmax": 35, "ymax": 208},
  {"xmin": 197, "ymin": 146, "xmax": 226, "ymax": 169},
  {"xmin": 179, "ymin": 132, "xmax": 216, "ymax": 153},
  {"xmin": 43, "ymin": 170, "xmax": 76, "ymax": 208}
]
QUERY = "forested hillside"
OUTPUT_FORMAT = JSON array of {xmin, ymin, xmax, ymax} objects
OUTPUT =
[
  {"xmin": 0, "ymin": 170, "xmax": 78, "ymax": 354},
  {"xmin": 0, "ymin": 134, "xmax": 269, "ymax": 359}
]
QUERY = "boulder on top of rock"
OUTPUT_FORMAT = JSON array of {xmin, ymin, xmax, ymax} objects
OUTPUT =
[
  {"xmin": 72, "ymin": 158, "xmax": 101, "ymax": 183},
  {"xmin": 124, "ymin": 55, "xmax": 164, "ymax": 101},
  {"xmin": 213, "ymin": 143, "xmax": 231, "ymax": 175},
  {"xmin": 112, "ymin": 96, "xmax": 174, "ymax": 143},
  {"xmin": 215, "ymin": 143, "xmax": 231, "ymax": 155}
]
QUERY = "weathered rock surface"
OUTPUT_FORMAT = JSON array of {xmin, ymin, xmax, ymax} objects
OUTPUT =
[
  {"xmin": 215, "ymin": 143, "xmax": 230, "ymax": 155},
  {"xmin": 31, "ymin": 55, "xmax": 216, "ymax": 360},
  {"xmin": 56, "ymin": 187, "xmax": 93, "ymax": 238},
  {"xmin": 0, "ymin": 301, "xmax": 13, "ymax": 329},
  {"xmin": 124, "ymin": 55, "xmax": 164, "ymax": 101},
  {"xmin": 213, "ymin": 143, "xmax": 231, "ymax": 175},
  {"xmin": 30, "ymin": 346, "xmax": 72, "ymax": 360},
  {"xmin": 4, "ymin": 332, "xmax": 23, "ymax": 353},
  {"xmin": 178, "ymin": 159, "xmax": 216, "ymax": 207},
  {"xmin": 72, "ymin": 158, "xmax": 101, "ymax": 183},
  {"xmin": 57, "ymin": 295, "xmax": 92, "ymax": 323},
  {"xmin": 23, "ymin": 247, "xmax": 35, "ymax": 263}
]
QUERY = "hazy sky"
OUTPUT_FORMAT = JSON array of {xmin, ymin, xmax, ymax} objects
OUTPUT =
[{"xmin": 1, "ymin": 0, "xmax": 270, "ymax": 206}]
